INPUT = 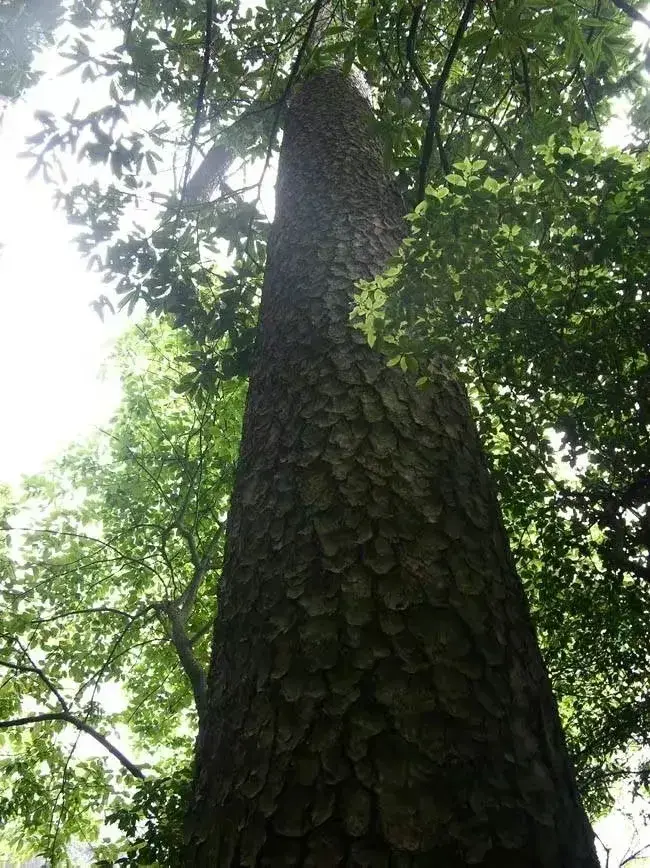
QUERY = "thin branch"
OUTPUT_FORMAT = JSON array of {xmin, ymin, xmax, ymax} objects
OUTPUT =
[
  {"xmin": 0, "ymin": 713, "xmax": 144, "ymax": 779},
  {"xmin": 184, "ymin": 0, "xmax": 327, "ymax": 210},
  {"xmin": 48, "ymin": 723, "xmax": 82, "ymax": 860},
  {"xmin": 10, "ymin": 640, "xmax": 69, "ymax": 712},
  {"xmin": 123, "ymin": 0, "xmax": 140, "ymax": 46},
  {"xmin": 179, "ymin": 0, "xmax": 215, "ymax": 207},
  {"xmin": 160, "ymin": 603, "xmax": 207, "ymax": 722},
  {"xmin": 519, "ymin": 48, "xmax": 531, "ymax": 112},
  {"xmin": 407, "ymin": 0, "xmax": 478, "ymax": 200},
  {"xmin": 441, "ymin": 99, "xmax": 521, "ymax": 169},
  {"xmin": 595, "ymin": 830, "xmax": 611, "ymax": 868},
  {"xmin": 579, "ymin": 68, "xmax": 601, "ymax": 130},
  {"xmin": 71, "ymin": 607, "xmax": 155, "ymax": 705},
  {"xmin": 254, "ymin": 0, "xmax": 327, "ymax": 194},
  {"xmin": 178, "ymin": 527, "xmax": 222, "ymax": 618},
  {"xmin": 611, "ymin": 0, "xmax": 650, "ymax": 27},
  {"xmin": 621, "ymin": 843, "xmax": 650, "ymax": 866},
  {"xmin": 30, "ymin": 606, "xmax": 134, "ymax": 625},
  {"xmin": 370, "ymin": 0, "xmax": 399, "ymax": 79},
  {"xmin": 9, "ymin": 523, "xmax": 159, "ymax": 577}
]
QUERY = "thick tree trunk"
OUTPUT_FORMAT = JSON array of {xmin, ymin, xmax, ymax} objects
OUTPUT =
[{"xmin": 185, "ymin": 70, "xmax": 598, "ymax": 867}]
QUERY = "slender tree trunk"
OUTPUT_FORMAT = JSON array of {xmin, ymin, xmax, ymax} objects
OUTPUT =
[{"xmin": 185, "ymin": 70, "xmax": 598, "ymax": 867}]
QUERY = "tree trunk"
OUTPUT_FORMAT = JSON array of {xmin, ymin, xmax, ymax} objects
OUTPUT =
[{"xmin": 185, "ymin": 70, "xmax": 598, "ymax": 867}]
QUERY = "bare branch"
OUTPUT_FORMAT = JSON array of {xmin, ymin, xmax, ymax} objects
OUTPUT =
[
  {"xmin": 160, "ymin": 603, "xmax": 207, "ymax": 722},
  {"xmin": 30, "ymin": 606, "xmax": 134, "ymax": 625},
  {"xmin": 178, "ymin": 528, "xmax": 222, "ymax": 619}
]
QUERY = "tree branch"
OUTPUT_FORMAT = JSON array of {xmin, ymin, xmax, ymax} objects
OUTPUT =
[
  {"xmin": 123, "ymin": 0, "xmax": 140, "ymax": 46},
  {"xmin": 179, "ymin": 0, "xmax": 215, "ymax": 207},
  {"xmin": 440, "ymin": 99, "xmax": 521, "ymax": 169},
  {"xmin": 611, "ymin": 0, "xmax": 650, "ymax": 27},
  {"xmin": 178, "ymin": 527, "xmax": 222, "ymax": 618},
  {"xmin": 0, "ymin": 713, "xmax": 144, "ymax": 779},
  {"xmin": 407, "ymin": 0, "xmax": 478, "ymax": 200},
  {"xmin": 251, "ymin": 0, "xmax": 328, "ymax": 204},
  {"xmin": 30, "ymin": 606, "xmax": 134, "ymax": 625},
  {"xmin": 158, "ymin": 603, "xmax": 207, "ymax": 722},
  {"xmin": 185, "ymin": 0, "xmax": 327, "ymax": 207},
  {"xmin": 4, "ymin": 641, "xmax": 69, "ymax": 712}
]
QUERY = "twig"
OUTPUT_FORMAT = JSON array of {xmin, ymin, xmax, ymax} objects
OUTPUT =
[
  {"xmin": 256, "ymin": 0, "xmax": 327, "ymax": 188},
  {"xmin": 519, "ymin": 48, "xmax": 531, "ymax": 112},
  {"xmin": 30, "ymin": 606, "xmax": 134, "ymax": 625},
  {"xmin": 579, "ymin": 68, "xmax": 601, "ymax": 130},
  {"xmin": 12, "ymin": 640, "xmax": 69, "ymax": 711},
  {"xmin": 441, "ymin": 99, "xmax": 521, "ymax": 169},
  {"xmin": 178, "ymin": 528, "xmax": 222, "ymax": 618},
  {"xmin": 621, "ymin": 843, "xmax": 650, "ymax": 865}
]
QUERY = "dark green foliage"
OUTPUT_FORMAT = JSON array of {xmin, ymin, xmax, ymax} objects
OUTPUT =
[
  {"xmin": 19, "ymin": 0, "xmax": 648, "ymax": 393},
  {"xmin": 98, "ymin": 769, "xmax": 192, "ymax": 866},
  {"xmin": 353, "ymin": 129, "xmax": 650, "ymax": 812}
]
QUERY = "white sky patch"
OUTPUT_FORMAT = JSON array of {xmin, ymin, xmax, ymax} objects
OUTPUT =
[{"xmin": 0, "ymin": 64, "xmax": 124, "ymax": 488}]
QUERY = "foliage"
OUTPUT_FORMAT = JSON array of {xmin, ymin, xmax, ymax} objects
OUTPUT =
[
  {"xmin": 96, "ymin": 767, "xmax": 192, "ymax": 866},
  {"xmin": 0, "ymin": 319, "xmax": 245, "ymax": 861},
  {"xmin": 0, "ymin": 0, "xmax": 66, "ymax": 101},
  {"xmin": 353, "ymin": 129, "xmax": 650, "ymax": 814},
  {"xmin": 18, "ymin": 0, "xmax": 648, "ymax": 391}
]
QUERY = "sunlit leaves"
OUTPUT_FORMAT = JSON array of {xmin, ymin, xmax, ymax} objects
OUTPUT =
[{"xmin": 0, "ymin": 320, "xmax": 246, "ymax": 860}]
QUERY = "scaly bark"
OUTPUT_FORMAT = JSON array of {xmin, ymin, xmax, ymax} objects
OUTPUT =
[{"xmin": 185, "ymin": 70, "xmax": 598, "ymax": 867}]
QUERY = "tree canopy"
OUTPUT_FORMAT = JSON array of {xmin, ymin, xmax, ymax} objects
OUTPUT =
[{"xmin": 1, "ymin": 0, "xmax": 649, "ymax": 862}]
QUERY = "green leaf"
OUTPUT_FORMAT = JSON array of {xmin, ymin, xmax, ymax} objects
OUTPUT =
[
  {"xmin": 483, "ymin": 177, "xmax": 503, "ymax": 194},
  {"xmin": 445, "ymin": 173, "xmax": 467, "ymax": 187}
]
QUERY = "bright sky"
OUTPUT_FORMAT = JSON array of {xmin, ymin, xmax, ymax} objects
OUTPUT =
[
  {"xmin": 1, "ymin": 14, "xmax": 649, "ymax": 867},
  {"xmin": 0, "ymin": 72, "xmax": 123, "ymax": 488}
]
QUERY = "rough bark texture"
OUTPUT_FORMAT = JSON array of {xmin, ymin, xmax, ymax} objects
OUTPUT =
[{"xmin": 185, "ymin": 70, "xmax": 598, "ymax": 867}]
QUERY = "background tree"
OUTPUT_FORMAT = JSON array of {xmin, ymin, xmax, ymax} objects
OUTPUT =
[{"xmin": 0, "ymin": 320, "xmax": 245, "ymax": 863}]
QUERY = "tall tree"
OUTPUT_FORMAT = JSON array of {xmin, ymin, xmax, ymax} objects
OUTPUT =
[
  {"xmin": 7, "ymin": 0, "xmax": 650, "ymax": 857},
  {"xmin": 184, "ymin": 69, "xmax": 598, "ymax": 866}
]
